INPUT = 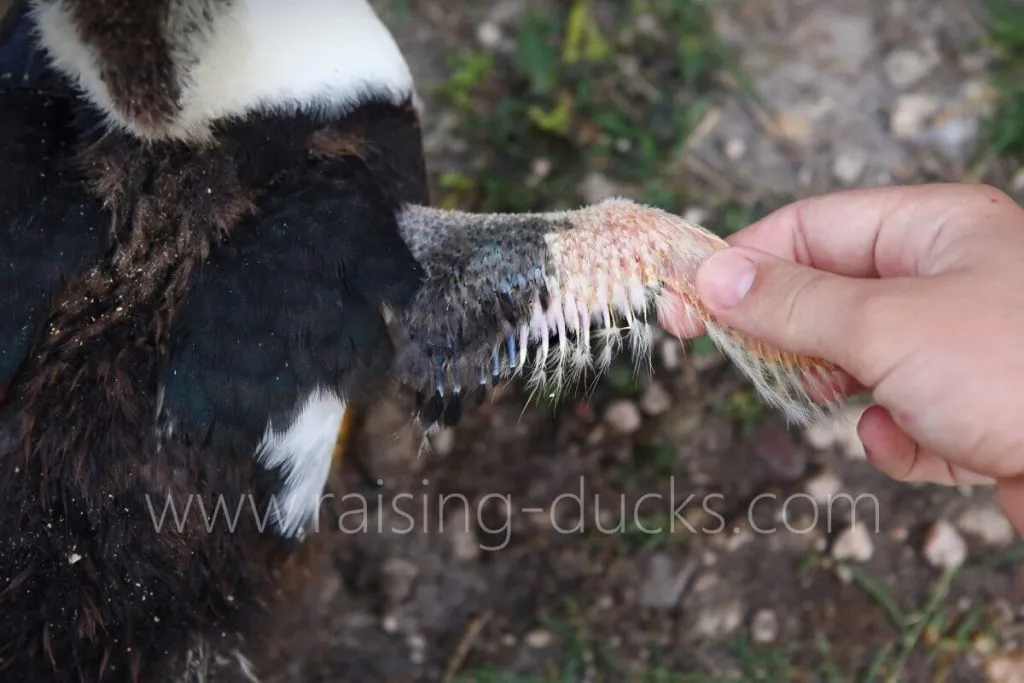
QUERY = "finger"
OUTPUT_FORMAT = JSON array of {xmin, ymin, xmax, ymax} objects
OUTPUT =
[
  {"xmin": 726, "ymin": 183, "xmax": 1016, "ymax": 279},
  {"xmin": 995, "ymin": 476, "xmax": 1024, "ymax": 540},
  {"xmin": 656, "ymin": 291, "xmax": 707, "ymax": 339},
  {"xmin": 695, "ymin": 245, "xmax": 887, "ymax": 371},
  {"xmin": 858, "ymin": 405, "xmax": 995, "ymax": 486}
]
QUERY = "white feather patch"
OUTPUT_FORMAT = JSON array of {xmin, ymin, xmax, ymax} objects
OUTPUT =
[
  {"xmin": 32, "ymin": 0, "xmax": 416, "ymax": 141},
  {"xmin": 254, "ymin": 388, "xmax": 344, "ymax": 538}
]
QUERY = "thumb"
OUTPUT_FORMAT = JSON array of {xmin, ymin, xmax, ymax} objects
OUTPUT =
[{"xmin": 695, "ymin": 246, "xmax": 877, "ymax": 373}]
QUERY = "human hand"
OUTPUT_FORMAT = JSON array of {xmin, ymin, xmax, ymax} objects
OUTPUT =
[{"xmin": 675, "ymin": 184, "xmax": 1024, "ymax": 534}]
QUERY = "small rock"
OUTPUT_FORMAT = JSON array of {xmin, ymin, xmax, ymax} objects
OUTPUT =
[
  {"xmin": 803, "ymin": 419, "xmax": 838, "ymax": 450},
  {"xmin": 446, "ymin": 508, "xmax": 481, "ymax": 562},
  {"xmin": 986, "ymin": 652, "xmax": 1024, "ymax": 683},
  {"xmin": 381, "ymin": 557, "xmax": 419, "ymax": 604},
  {"xmin": 579, "ymin": 172, "xmax": 621, "ymax": 204},
  {"xmin": 775, "ymin": 111, "xmax": 813, "ymax": 144},
  {"xmin": 639, "ymin": 554, "xmax": 695, "ymax": 609},
  {"xmin": 973, "ymin": 633, "xmax": 997, "ymax": 655},
  {"xmin": 884, "ymin": 48, "xmax": 937, "ymax": 89},
  {"xmin": 604, "ymin": 400, "xmax": 642, "ymax": 434},
  {"xmin": 805, "ymin": 471, "xmax": 843, "ymax": 505},
  {"xmin": 832, "ymin": 149, "xmax": 867, "ymax": 185},
  {"xmin": 683, "ymin": 206, "xmax": 709, "ymax": 226},
  {"xmin": 694, "ymin": 599, "xmax": 745, "ymax": 638},
  {"xmin": 831, "ymin": 522, "xmax": 874, "ymax": 563},
  {"xmin": 725, "ymin": 525, "xmax": 754, "ymax": 552},
  {"xmin": 635, "ymin": 13, "xmax": 659, "ymax": 35},
  {"xmin": 1012, "ymin": 168, "xmax": 1024, "ymax": 196},
  {"xmin": 923, "ymin": 520, "xmax": 968, "ymax": 569},
  {"xmin": 692, "ymin": 572, "xmax": 720, "ymax": 594},
  {"xmin": 68, "ymin": 552, "xmax": 82, "ymax": 565},
  {"xmin": 659, "ymin": 338, "xmax": 682, "ymax": 371},
  {"xmin": 724, "ymin": 137, "xmax": 747, "ymax": 160},
  {"xmin": 525, "ymin": 629, "xmax": 554, "ymax": 649},
  {"xmin": 640, "ymin": 382, "xmax": 672, "ymax": 417},
  {"xmin": 382, "ymin": 614, "xmax": 400, "ymax": 633},
  {"xmin": 927, "ymin": 115, "xmax": 981, "ymax": 164},
  {"xmin": 476, "ymin": 21, "xmax": 503, "ymax": 49},
  {"xmin": 429, "ymin": 428, "xmax": 455, "ymax": 457},
  {"xmin": 958, "ymin": 506, "xmax": 1015, "ymax": 548},
  {"xmin": 890, "ymin": 94, "xmax": 940, "ymax": 139},
  {"xmin": 749, "ymin": 609, "xmax": 779, "ymax": 644},
  {"xmin": 802, "ymin": 407, "xmax": 867, "ymax": 459},
  {"xmin": 959, "ymin": 52, "xmax": 990, "ymax": 73},
  {"xmin": 407, "ymin": 633, "xmax": 427, "ymax": 665},
  {"xmin": 530, "ymin": 157, "xmax": 552, "ymax": 181}
]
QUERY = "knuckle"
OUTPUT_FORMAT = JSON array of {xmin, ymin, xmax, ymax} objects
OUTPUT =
[{"xmin": 842, "ymin": 286, "xmax": 897, "ymax": 380}]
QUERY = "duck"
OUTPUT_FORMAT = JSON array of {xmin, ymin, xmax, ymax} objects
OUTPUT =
[
  {"xmin": 0, "ymin": 2, "xmax": 843, "ymax": 681},
  {"xmin": 0, "ymin": 1, "xmax": 434, "ymax": 680}
]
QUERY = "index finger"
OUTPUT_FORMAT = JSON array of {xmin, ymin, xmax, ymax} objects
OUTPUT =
[{"xmin": 726, "ymin": 183, "xmax": 1009, "ymax": 279}]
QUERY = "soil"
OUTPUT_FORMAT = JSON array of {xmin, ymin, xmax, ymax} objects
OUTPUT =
[
  {"xmin": 13, "ymin": 0, "xmax": 1023, "ymax": 681},
  {"xmin": 224, "ymin": 2, "xmax": 1024, "ymax": 682}
]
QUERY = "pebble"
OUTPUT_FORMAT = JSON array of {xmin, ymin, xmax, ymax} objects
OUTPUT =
[
  {"xmin": 430, "ymin": 428, "xmax": 455, "ymax": 457},
  {"xmin": 640, "ymin": 382, "xmax": 672, "ymax": 417},
  {"xmin": 832, "ymin": 149, "xmax": 867, "ymax": 185},
  {"xmin": 692, "ymin": 572, "xmax": 720, "ymax": 594},
  {"xmin": 802, "ymin": 406, "xmax": 867, "ymax": 459},
  {"xmin": 926, "ymin": 115, "xmax": 981, "ymax": 163},
  {"xmin": 381, "ymin": 557, "xmax": 419, "ymax": 604},
  {"xmin": 639, "ymin": 553, "xmax": 695, "ymax": 609},
  {"xmin": 382, "ymin": 614, "xmax": 401, "ymax": 634},
  {"xmin": 579, "ymin": 171, "xmax": 621, "ymax": 204},
  {"xmin": 446, "ymin": 508, "xmax": 481, "ymax": 562},
  {"xmin": 804, "ymin": 471, "xmax": 843, "ymax": 505},
  {"xmin": 923, "ymin": 520, "xmax": 968, "ymax": 569},
  {"xmin": 883, "ymin": 47, "xmax": 938, "ymax": 89},
  {"xmin": 1011, "ymin": 167, "xmax": 1024, "ymax": 196},
  {"xmin": 749, "ymin": 609, "xmax": 779, "ymax": 644},
  {"xmin": 525, "ymin": 629, "xmax": 554, "ymax": 649},
  {"xmin": 986, "ymin": 652, "xmax": 1024, "ymax": 683},
  {"xmin": 682, "ymin": 208, "xmax": 710, "ymax": 229},
  {"xmin": 831, "ymin": 522, "xmax": 874, "ymax": 563},
  {"xmin": 604, "ymin": 400, "xmax": 643, "ymax": 434},
  {"xmin": 407, "ymin": 633, "xmax": 427, "ymax": 665},
  {"xmin": 476, "ymin": 21, "xmax": 503, "ymax": 49},
  {"xmin": 957, "ymin": 506, "xmax": 1015, "ymax": 548},
  {"xmin": 694, "ymin": 599, "xmax": 745, "ymax": 638},
  {"xmin": 890, "ymin": 93, "xmax": 940, "ymax": 139},
  {"xmin": 775, "ymin": 111, "xmax": 813, "ymax": 144},
  {"xmin": 659, "ymin": 338, "xmax": 682, "ymax": 371},
  {"xmin": 635, "ymin": 13, "xmax": 659, "ymax": 35},
  {"xmin": 724, "ymin": 137, "xmax": 747, "ymax": 160}
]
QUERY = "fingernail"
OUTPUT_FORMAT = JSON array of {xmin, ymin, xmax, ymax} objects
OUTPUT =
[{"xmin": 699, "ymin": 250, "xmax": 756, "ymax": 309}]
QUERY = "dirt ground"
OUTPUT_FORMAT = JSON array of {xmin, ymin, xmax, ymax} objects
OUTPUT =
[{"xmin": 235, "ymin": 1, "xmax": 1024, "ymax": 682}]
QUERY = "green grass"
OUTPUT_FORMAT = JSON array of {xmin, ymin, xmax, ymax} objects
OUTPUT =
[
  {"xmin": 433, "ymin": 0, "xmax": 730, "ymax": 216},
  {"xmin": 449, "ymin": 548, "xmax": 1024, "ymax": 683},
  {"xmin": 984, "ymin": 0, "xmax": 1024, "ymax": 163}
]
